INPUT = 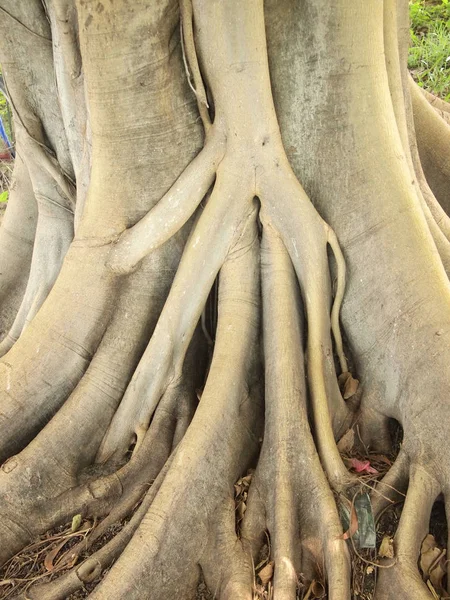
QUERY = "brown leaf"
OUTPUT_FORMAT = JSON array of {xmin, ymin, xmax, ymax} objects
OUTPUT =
[
  {"xmin": 338, "ymin": 372, "xmax": 359, "ymax": 399},
  {"xmin": 378, "ymin": 535, "xmax": 394, "ymax": 559},
  {"xmin": 44, "ymin": 539, "xmax": 70, "ymax": 572},
  {"xmin": 304, "ymin": 579, "xmax": 326, "ymax": 599},
  {"xmin": 237, "ymin": 501, "xmax": 246, "ymax": 520},
  {"xmin": 337, "ymin": 429, "xmax": 355, "ymax": 454},
  {"xmin": 420, "ymin": 534, "xmax": 447, "ymax": 597},
  {"xmin": 241, "ymin": 474, "xmax": 252, "ymax": 486},
  {"xmin": 258, "ymin": 561, "xmax": 274, "ymax": 586},
  {"xmin": 340, "ymin": 501, "xmax": 359, "ymax": 541}
]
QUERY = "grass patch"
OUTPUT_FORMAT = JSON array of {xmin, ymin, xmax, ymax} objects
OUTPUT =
[{"xmin": 409, "ymin": 0, "xmax": 450, "ymax": 100}]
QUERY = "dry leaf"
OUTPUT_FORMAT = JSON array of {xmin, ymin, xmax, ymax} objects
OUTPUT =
[
  {"xmin": 258, "ymin": 561, "xmax": 274, "ymax": 586},
  {"xmin": 340, "ymin": 501, "xmax": 359, "ymax": 540},
  {"xmin": 337, "ymin": 429, "xmax": 355, "ymax": 454},
  {"xmin": 378, "ymin": 535, "xmax": 394, "ymax": 559},
  {"xmin": 237, "ymin": 501, "xmax": 246, "ymax": 520},
  {"xmin": 44, "ymin": 539, "xmax": 70, "ymax": 572},
  {"xmin": 304, "ymin": 579, "xmax": 326, "ymax": 599},
  {"xmin": 420, "ymin": 534, "xmax": 447, "ymax": 597},
  {"xmin": 338, "ymin": 372, "xmax": 359, "ymax": 399}
]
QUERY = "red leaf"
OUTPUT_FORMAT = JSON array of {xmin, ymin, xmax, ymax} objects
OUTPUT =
[{"xmin": 348, "ymin": 458, "xmax": 378, "ymax": 475}]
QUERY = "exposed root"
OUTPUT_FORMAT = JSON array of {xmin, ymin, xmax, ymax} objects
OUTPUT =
[
  {"xmin": 105, "ymin": 127, "xmax": 225, "ymax": 275},
  {"xmin": 97, "ymin": 177, "xmax": 256, "ymax": 463},
  {"xmin": 87, "ymin": 214, "xmax": 262, "ymax": 600},
  {"xmin": 98, "ymin": 0, "xmax": 353, "ymax": 492},
  {"xmin": 419, "ymin": 84, "xmax": 450, "ymax": 124},
  {"xmin": 388, "ymin": 7, "xmax": 450, "ymax": 272},
  {"xmin": 0, "ymin": 327, "xmax": 199, "ymax": 567},
  {"xmin": 0, "ymin": 242, "xmax": 119, "ymax": 462},
  {"xmin": 371, "ymin": 449, "xmax": 409, "ymax": 519},
  {"xmin": 241, "ymin": 226, "xmax": 350, "ymax": 599},
  {"xmin": 328, "ymin": 228, "xmax": 349, "ymax": 375},
  {"xmin": 180, "ymin": 0, "xmax": 212, "ymax": 132},
  {"xmin": 411, "ymin": 75, "xmax": 450, "ymax": 218},
  {"xmin": 0, "ymin": 151, "xmax": 37, "ymax": 338},
  {"xmin": 0, "ymin": 246, "xmax": 199, "ymax": 564},
  {"xmin": 374, "ymin": 466, "xmax": 441, "ymax": 599},
  {"xmin": 0, "ymin": 199, "xmax": 74, "ymax": 357},
  {"xmin": 22, "ymin": 456, "xmax": 175, "ymax": 600}
]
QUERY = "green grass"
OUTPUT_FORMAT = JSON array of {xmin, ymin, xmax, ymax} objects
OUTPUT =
[{"xmin": 409, "ymin": 0, "xmax": 450, "ymax": 100}]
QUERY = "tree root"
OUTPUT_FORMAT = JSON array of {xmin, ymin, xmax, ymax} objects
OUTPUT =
[
  {"xmin": 86, "ymin": 215, "xmax": 262, "ymax": 600},
  {"xmin": 0, "ymin": 151, "xmax": 37, "ymax": 339},
  {"xmin": 17, "ymin": 455, "xmax": 175, "ymax": 600},
  {"xmin": 0, "ymin": 242, "xmax": 119, "ymax": 462},
  {"xmin": 98, "ymin": 0, "xmax": 353, "ymax": 486},
  {"xmin": 0, "ymin": 197, "xmax": 74, "ymax": 357},
  {"xmin": 371, "ymin": 448, "xmax": 409, "ymax": 519},
  {"xmin": 97, "ymin": 174, "xmax": 256, "ymax": 463},
  {"xmin": 241, "ymin": 226, "xmax": 350, "ymax": 599},
  {"xmin": 105, "ymin": 126, "xmax": 225, "ymax": 275},
  {"xmin": 0, "ymin": 2, "xmax": 387, "ymax": 598},
  {"xmin": 387, "ymin": 9, "xmax": 450, "ymax": 272},
  {"xmin": 0, "ymin": 312, "xmax": 200, "ymax": 566},
  {"xmin": 411, "ymin": 75, "xmax": 450, "ymax": 217},
  {"xmin": 374, "ymin": 466, "xmax": 441, "ymax": 600}
]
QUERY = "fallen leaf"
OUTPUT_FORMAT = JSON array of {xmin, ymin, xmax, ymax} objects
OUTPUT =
[
  {"xmin": 337, "ymin": 429, "xmax": 355, "ymax": 454},
  {"xmin": 340, "ymin": 501, "xmax": 359, "ymax": 541},
  {"xmin": 378, "ymin": 535, "xmax": 394, "ymax": 558},
  {"xmin": 303, "ymin": 579, "xmax": 326, "ymax": 599},
  {"xmin": 44, "ymin": 522, "xmax": 91, "ymax": 572},
  {"xmin": 44, "ymin": 539, "xmax": 71, "ymax": 572},
  {"xmin": 258, "ymin": 561, "xmax": 274, "ymax": 586},
  {"xmin": 71, "ymin": 514, "xmax": 82, "ymax": 532},
  {"xmin": 237, "ymin": 501, "xmax": 246, "ymax": 520},
  {"xmin": 420, "ymin": 534, "xmax": 447, "ymax": 597},
  {"xmin": 347, "ymin": 458, "xmax": 378, "ymax": 475},
  {"xmin": 338, "ymin": 372, "xmax": 359, "ymax": 399}
]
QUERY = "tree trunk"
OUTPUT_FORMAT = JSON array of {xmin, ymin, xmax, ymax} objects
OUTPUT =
[{"xmin": 0, "ymin": 1, "xmax": 449, "ymax": 599}]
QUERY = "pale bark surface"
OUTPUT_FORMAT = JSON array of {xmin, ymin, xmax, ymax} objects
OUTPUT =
[{"xmin": 0, "ymin": 1, "xmax": 449, "ymax": 599}]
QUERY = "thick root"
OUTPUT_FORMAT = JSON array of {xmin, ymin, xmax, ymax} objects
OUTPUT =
[
  {"xmin": 98, "ymin": 0, "xmax": 353, "ymax": 481},
  {"xmin": 105, "ymin": 126, "xmax": 225, "ymax": 274},
  {"xmin": 241, "ymin": 226, "xmax": 350, "ymax": 600},
  {"xmin": 375, "ymin": 466, "xmax": 440, "ymax": 600},
  {"xmin": 88, "ymin": 216, "xmax": 262, "ymax": 600},
  {"xmin": 19, "ymin": 455, "xmax": 174, "ymax": 600},
  {"xmin": 97, "ymin": 173, "xmax": 256, "ymax": 463},
  {"xmin": 411, "ymin": 76, "xmax": 450, "ymax": 217},
  {"xmin": 0, "ymin": 151, "xmax": 37, "ymax": 338}
]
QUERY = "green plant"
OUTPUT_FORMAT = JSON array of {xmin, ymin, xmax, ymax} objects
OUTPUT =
[{"xmin": 409, "ymin": 0, "xmax": 450, "ymax": 100}]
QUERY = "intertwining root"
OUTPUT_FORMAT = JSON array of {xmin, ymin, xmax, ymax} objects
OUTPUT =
[
  {"xmin": 89, "ymin": 215, "xmax": 263, "ymax": 600},
  {"xmin": 242, "ymin": 224, "xmax": 350, "ymax": 599},
  {"xmin": 0, "ymin": 1, "xmax": 390, "ymax": 598}
]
